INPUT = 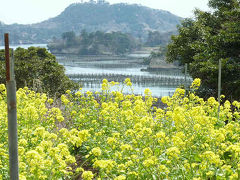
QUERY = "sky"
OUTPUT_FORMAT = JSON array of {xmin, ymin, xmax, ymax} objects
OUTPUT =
[{"xmin": 0, "ymin": 0, "xmax": 211, "ymax": 25}]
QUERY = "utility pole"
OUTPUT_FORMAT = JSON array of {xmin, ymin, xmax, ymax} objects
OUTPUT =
[{"xmin": 5, "ymin": 33, "xmax": 19, "ymax": 180}]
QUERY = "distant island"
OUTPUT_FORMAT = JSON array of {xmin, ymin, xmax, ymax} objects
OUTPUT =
[
  {"xmin": 0, "ymin": 2, "xmax": 181, "ymax": 45},
  {"xmin": 48, "ymin": 31, "xmax": 141, "ymax": 55}
]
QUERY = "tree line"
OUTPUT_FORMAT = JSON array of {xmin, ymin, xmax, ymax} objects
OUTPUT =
[{"xmin": 48, "ymin": 30, "xmax": 141, "ymax": 55}]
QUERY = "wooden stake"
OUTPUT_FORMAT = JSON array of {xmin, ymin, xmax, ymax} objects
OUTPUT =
[
  {"xmin": 5, "ymin": 33, "xmax": 19, "ymax": 180},
  {"xmin": 218, "ymin": 59, "xmax": 222, "ymax": 120}
]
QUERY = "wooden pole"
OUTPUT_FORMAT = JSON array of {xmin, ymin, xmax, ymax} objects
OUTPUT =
[
  {"xmin": 218, "ymin": 59, "xmax": 222, "ymax": 120},
  {"xmin": 184, "ymin": 63, "xmax": 187, "ymax": 96},
  {"xmin": 5, "ymin": 33, "xmax": 19, "ymax": 180}
]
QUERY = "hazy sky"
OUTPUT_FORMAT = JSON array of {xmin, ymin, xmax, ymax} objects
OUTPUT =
[{"xmin": 0, "ymin": 0, "xmax": 211, "ymax": 25}]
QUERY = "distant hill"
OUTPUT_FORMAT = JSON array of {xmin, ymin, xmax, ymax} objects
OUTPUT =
[{"xmin": 0, "ymin": 2, "xmax": 182, "ymax": 45}]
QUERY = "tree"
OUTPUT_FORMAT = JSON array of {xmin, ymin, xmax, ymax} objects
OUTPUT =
[
  {"xmin": 0, "ymin": 47, "xmax": 78, "ymax": 96},
  {"xmin": 166, "ymin": 0, "xmax": 240, "ymax": 101},
  {"xmin": 143, "ymin": 46, "xmax": 168, "ymax": 65},
  {"xmin": 62, "ymin": 31, "xmax": 77, "ymax": 47},
  {"xmin": 145, "ymin": 30, "xmax": 178, "ymax": 47}
]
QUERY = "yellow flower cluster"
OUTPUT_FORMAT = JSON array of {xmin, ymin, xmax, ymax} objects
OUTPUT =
[
  {"xmin": 60, "ymin": 78, "xmax": 240, "ymax": 179},
  {"xmin": 91, "ymin": 147, "xmax": 102, "ymax": 156},
  {"xmin": 82, "ymin": 171, "xmax": 94, "ymax": 180},
  {"xmin": 190, "ymin": 78, "xmax": 201, "ymax": 89},
  {"xmin": 1, "ymin": 77, "xmax": 240, "ymax": 179},
  {"xmin": 0, "ymin": 86, "xmax": 89, "ymax": 179}
]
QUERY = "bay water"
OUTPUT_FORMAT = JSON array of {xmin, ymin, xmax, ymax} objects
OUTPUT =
[{"xmin": 0, "ymin": 44, "xmax": 192, "ymax": 97}]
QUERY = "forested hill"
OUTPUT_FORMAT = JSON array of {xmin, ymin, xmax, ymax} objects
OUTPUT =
[{"xmin": 0, "ymin": 2, "xmax": 182, "ymax": 44}]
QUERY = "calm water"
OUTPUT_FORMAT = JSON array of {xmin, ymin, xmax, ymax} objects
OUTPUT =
[
  {"xmin": 0, "ymin": 44, "xmax": 192, "ymax": 97},
  {"xmin": 56, "ymin": 55, "xmax": 192, "ymax": 97}
]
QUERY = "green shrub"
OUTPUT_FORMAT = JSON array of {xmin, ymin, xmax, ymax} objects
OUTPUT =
[{"xmin": 0, "ymin": 47, "xmax": 78, "ymax": 96}]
